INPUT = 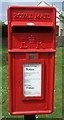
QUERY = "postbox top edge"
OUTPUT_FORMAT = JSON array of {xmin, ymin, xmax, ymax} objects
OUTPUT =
[{"xmin": 7, "ymin": 6, "xmax": 56, "ymax": 11}]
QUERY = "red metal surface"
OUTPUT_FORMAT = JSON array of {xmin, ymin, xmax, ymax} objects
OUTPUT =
[
  {"xmin": 11, "ymin": 21, "xmax": 54, "ymax": 27},
  {"xmin": 8, "ymin": 6, "xmax": 56, "ymax": 115}
]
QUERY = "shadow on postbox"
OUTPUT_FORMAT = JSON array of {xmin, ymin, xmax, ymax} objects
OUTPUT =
[{"xmin": 8, "ymin": 6, "xmax": 56, "ymax": 115}]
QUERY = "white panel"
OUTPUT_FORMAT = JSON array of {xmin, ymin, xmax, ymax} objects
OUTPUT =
[{"xmin": 23, "ymin": 63, "xmax": 41, "ymax": 97}]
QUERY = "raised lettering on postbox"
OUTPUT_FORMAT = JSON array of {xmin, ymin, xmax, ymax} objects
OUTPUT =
[
  {"xmin": 12, "ymin": 12, "xmax": 51, "ymax": 21},
  {"xmin": 14, "ymin": 13, "xmax": 50, "ymax": 19}
]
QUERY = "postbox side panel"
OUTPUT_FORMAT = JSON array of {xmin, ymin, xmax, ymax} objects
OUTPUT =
[{"xmin": 9, "ymin": 53, "xmax": 55, "ymax": 114}]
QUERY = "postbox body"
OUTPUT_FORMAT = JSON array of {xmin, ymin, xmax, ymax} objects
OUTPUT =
[{"xmin": 8, "ymin": 6, "xmax": 56, "ymax": 115}]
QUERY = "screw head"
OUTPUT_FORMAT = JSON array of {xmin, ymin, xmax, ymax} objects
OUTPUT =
[
  {"xmin": 26, "ymin": 46, "xmax": 28, "ymax": 48},
  {"xmin": 40, "ymin": 42, "xmax": 42, "ymax": 44}
]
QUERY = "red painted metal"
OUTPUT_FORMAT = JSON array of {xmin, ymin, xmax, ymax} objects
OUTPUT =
[{"xmin": 8, "ymin": 6, "xmax": 56, "ymax": 115}]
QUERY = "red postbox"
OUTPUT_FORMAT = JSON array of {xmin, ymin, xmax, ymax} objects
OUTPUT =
[{"xmin": 8, "ymin": 6, "xmax": 56, "ymax": 115}]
